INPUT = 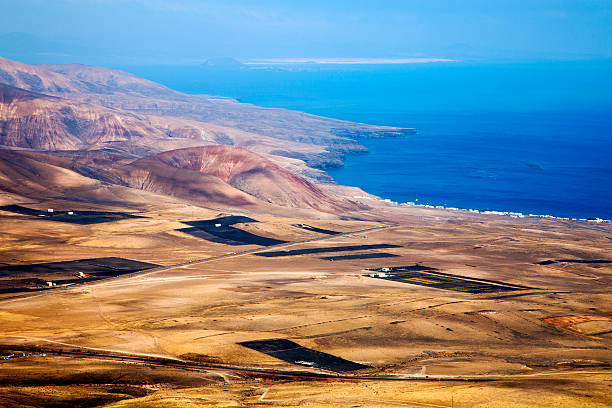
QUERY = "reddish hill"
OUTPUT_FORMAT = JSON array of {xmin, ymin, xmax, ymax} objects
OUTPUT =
[
  {"xmin": 0, "ymin": 146, "xmax": 363, "ymax": 213},
  {"xmin": 0, "ymin": 83, "xmax": 182, "ymax": 153},
  {"xmin": 0, "ymin": 149, "xmax": 250, "ymax": 209},
  {"xmin": 114, "ymin": 156, "xmax": 259, "ymax": 209},
  {"xmin": 131, "ymin": 146, "xmax": 363, "ymax": 212}
]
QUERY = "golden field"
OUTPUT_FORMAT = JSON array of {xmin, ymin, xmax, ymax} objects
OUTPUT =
[{"xmin": 0, "ymin": 196, "xmax": 610, "ymax": 407}]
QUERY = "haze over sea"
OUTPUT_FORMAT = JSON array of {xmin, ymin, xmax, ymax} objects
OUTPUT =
[{"xmin": 123, "ymin": 60, "xmax": 612, "ymax": 220}]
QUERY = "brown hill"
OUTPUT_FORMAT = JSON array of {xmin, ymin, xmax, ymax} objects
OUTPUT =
[
  {"xmin": 0, "ymin": 146, "xmax": 364, "ymax": 214},
  {"xmin": 0, "ymin": 149, "xmax": 100, "ymax": 199},
  {"xmin": 0, "ymin": 56, "xmax": 179, "ymax": 99},
  {"xmin": 0, "ymin": 83, "xmax": 330, "ymax": 181},
  {"xmin": 0, "ymin": 149, "xmax": 240, "ymax": 210},
  {"xmin": 39, "ymin": 63, "xmax": 180, "ymax": 98},
  {"xmin": 127, "ymin": 146, "xmax": 363, "ymax": 212},
  {"xmin": 0, "ymin": 149, "xmax": 276, "ymax": 212},
  {"xmin": 113, "ymin": 156, "xmax": 259, "ymax": 209},
  {"xmin": 0, "ymin": 83, "xmax": 169, "ymax": 153},
  {"xmin": 0, "ymin": 56, "xmax": 414, "ymax": 170}
]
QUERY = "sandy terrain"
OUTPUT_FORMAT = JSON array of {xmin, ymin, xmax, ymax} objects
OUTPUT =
[{"xmin": 0, "ymin": 196, "xmax": 610, "ymax": 406}]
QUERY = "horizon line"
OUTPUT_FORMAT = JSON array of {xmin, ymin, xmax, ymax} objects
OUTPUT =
[{"xmin": 242, "ymin": 58, "xmax": 456, "ymax": 65}]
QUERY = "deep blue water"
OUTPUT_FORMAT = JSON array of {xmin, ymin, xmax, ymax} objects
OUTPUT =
[{"xmin": 120, "ymin": 61, "xmax": 612, "ymax": 219}]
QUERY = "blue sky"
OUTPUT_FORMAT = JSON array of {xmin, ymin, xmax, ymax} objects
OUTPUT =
[{"xmin": 1, "ymin": 0, "xmax": 611, "ymax": 63}]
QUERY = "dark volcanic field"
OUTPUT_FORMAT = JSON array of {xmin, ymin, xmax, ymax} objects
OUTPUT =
[
  {"xmin": 321, "ymin": 252, "xmax": 399, "ymax": 261},
  {"xmin": 0, "ymin": 258, "xmax": 159, "ymax": 294},
  {"xmin": 292, "ymin": 224, "xmax": 341, "ymax": 235},
  {"xmin": 239, "ymin": 338, "xmax": 371, "ymax": 372},
  {"xmin": 178, "ymin": 216, "xmax": 288, "ymax": 246},
  {"xmin": 254, "ymin": 244, "xmax": 402, "ymax": 257},
  {"xmin": 0, "ymin": 205, "xmax": 145, "ymax": 225}
]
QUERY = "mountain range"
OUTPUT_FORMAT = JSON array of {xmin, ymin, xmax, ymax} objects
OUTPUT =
[{"xmin": 0, "ymin": 56, "xmax": 410, "ymax": 215}]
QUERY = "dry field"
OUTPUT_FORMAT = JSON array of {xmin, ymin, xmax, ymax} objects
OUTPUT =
[{"xmin": 0, "ymin": 198, "xmax": 611, "ymax": 407}]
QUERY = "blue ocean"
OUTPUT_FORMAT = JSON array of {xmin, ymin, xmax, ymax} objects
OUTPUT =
[{"xmin": 121, "ymin": 60, "xmax": 612, "ymax": 220}]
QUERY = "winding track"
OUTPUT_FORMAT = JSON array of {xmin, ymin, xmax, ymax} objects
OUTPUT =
[
  {"xmin": 4, "ymin": 347, "xmax": 493, "ymax": 382},
  {"xmin": 5, "ymin": 346, "xmax": 608, "ymax": 383}
]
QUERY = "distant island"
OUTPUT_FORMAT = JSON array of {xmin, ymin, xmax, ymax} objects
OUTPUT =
[{"xmin": 201, "ymin": 57, "xmax": 246, "ymax": 68}]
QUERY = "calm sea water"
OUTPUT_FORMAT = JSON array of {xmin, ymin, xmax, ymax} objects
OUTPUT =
[{"xmin": 121, "ymin": 61, "xmax": 612, "ymax": 219}]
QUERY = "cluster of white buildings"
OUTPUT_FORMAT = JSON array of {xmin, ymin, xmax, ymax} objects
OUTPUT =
[
  {"xmin": 353, "ymin": 196, "xmax": 611, "ymax": 223},
  {"xmin": 1, "ymin": 352, "xmax": 46, "ymax": 360},
  {"xmin": 367, "ymin": 272, "xmax": 390, "ymax": 278}
]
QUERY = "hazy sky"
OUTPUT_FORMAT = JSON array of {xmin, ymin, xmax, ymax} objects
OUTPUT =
[{"xmin": 1, "ymin": 0, "xmax": 611, "ymax": 64}]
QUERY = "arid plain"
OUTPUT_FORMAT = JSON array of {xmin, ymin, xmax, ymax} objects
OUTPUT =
[
  {"xmin": 1, "ymin": 194, "xmax": 610, "ymax": 407},
  {"xmin": 0, "ymin": 56, "xmax": 610, "ymax": 407}
]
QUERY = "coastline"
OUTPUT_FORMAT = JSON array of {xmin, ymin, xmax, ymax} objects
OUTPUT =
[
  {"xmin": 119, "ymin": 61, "xmax": 612, "ymax": 222},
  {"xmin": 326, "ymin": 117, "xmax": 612, "ymax": 222},
  {"xmin": 353, "ymin": 194, "xmax": 611, "ymax": 224}
]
